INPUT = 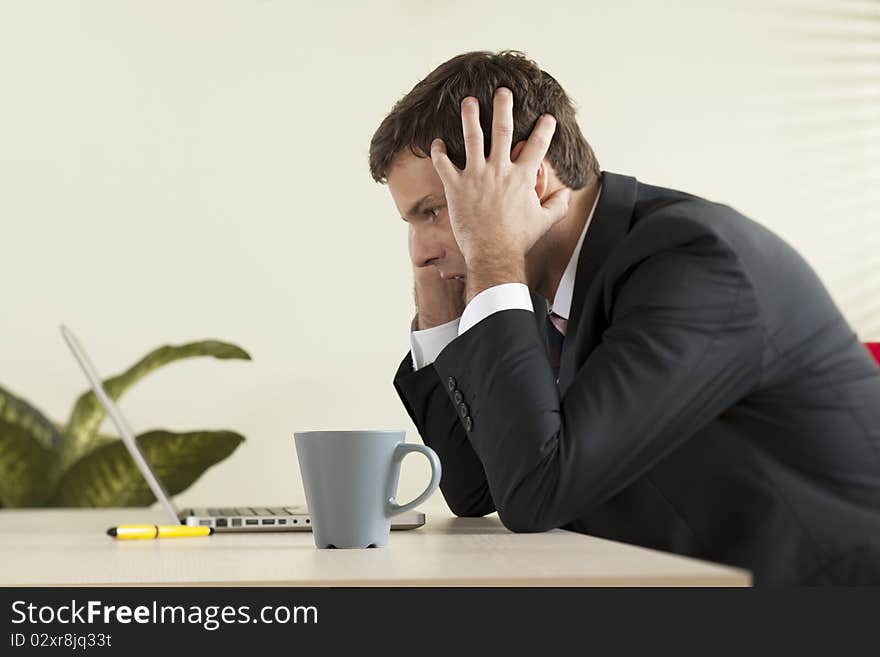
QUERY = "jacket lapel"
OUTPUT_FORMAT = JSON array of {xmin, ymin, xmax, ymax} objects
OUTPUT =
[{"xmin": 557, "ymin": 171, "xmax": 639, "ymax": 392}]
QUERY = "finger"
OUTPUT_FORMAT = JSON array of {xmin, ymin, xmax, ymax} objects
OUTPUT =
[
  {"xmin": 460, "ymin": 97, "xmax": 484, "ymax": 170},
  {"xmin": 518, "ymin": 114, "xmax": 557, "ymax": 172},
  {"xmin": 541, "ymin": 186, "xmax": 572, "ymax": 226},
  {"xmin": 430, "ymin": 138, "xmax": 458, "ymax": 184},
  {"xmin": 490, "ymin": 87, "xmax": 514, "ymax": 164}
]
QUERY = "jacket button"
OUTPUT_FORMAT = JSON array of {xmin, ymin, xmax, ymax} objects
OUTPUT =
[
  {"xmin": 453, "ymin": 390, "xmax": 464, "ymax": 404},
  {"xmin": 464, "ymin": 416, "xmax": 473, "ymax": 432},
  {"xmin": 458, "ymin": 402, "xmax": 469, "ymax": 418},
  {"xmin": 447, "ymin": 376, "xmax": 457, "ymax": 392}
]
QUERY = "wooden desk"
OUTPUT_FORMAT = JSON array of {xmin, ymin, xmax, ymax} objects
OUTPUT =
[{"xmin": 0, "ymin": 508, "xmax": 750, "ymax": 586}]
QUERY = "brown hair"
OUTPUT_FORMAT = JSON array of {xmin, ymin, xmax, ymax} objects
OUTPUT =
[{"xmin": 369, "ymin": 50, "xmax": 599, "ymax": 190}]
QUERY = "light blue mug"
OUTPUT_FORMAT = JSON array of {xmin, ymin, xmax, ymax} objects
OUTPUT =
[{"xmin": 294, "ymin": 430, "xmax": 441, "ymax": 549}]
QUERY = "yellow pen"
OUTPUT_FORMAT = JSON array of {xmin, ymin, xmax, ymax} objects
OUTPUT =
[{"xmin": 106, "ymin": 524, "xmax": 214, "ymax": 540}]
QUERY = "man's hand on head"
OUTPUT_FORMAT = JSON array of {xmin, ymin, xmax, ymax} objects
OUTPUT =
[{"xmin": 429, "ymin": 87, "xmax": 571, "ymax": 303}]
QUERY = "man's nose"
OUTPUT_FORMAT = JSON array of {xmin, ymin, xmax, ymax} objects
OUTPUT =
[{"xmin": 409, "ymin": 229, "xmax": 444, "ymax": 268}]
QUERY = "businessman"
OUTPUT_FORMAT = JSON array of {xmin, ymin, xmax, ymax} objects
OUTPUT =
[{"xmin": 369, "ymin": 50, "xmax": 880, "ymax": 585}]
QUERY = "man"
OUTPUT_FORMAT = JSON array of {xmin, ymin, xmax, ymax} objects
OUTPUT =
[{"xmin": 369, "ymin": 50, "xmax": 880, "ymax": 586}]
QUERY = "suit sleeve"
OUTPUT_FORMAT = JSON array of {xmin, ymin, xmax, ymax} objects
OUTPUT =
[
  {"xmin": 393, "ymin": 353, "xmax": 495, "ymax": 517},
  {"xmin": 431, "ymin": 240, "xmax": 763, "ymax": 532}
]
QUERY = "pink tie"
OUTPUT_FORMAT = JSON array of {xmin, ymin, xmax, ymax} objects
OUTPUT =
[
  {"xmin": 549, "ymin": 312, "xmax": 568, "ymax": 336},
  {"xmin": 547, "ymin": 311, "xmax": 567, "ymax": 381}
]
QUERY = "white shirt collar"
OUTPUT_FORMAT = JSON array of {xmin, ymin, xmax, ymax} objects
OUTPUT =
[{"xmin": 550, "ymin": 184, "xmax": 602, "ymax": 320}]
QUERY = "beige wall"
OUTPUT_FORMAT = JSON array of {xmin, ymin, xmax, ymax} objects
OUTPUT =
[{"xmin": 1, "ymin": 0, "xmax": 877, "ymax": 511}]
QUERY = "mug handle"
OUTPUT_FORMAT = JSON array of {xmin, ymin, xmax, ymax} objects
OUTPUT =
[{"xmin": 385, "ymin": 443, "xmax": 442, "ymax": 517}]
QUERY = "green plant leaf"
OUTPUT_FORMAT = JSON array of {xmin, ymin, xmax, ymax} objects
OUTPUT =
[
  {"xmin": 61, "ymin": 340, "xmax": 251, "ymax": 467},
  {"xmin": 0, "ymin": 418, "xmax": 56, "ymax": 506},
  {"xmin": 0, "ymin": 384, "xmax": 64, "ymax": 451},
  {"xmin": 50, "ymin": 429, "xmax": 244, "ymax": 507},
  {"xmin": 0, "ymin": 385, "xmax": 64, "ymax": 506}
]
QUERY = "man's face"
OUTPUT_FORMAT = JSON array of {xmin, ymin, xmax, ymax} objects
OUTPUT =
[{"xmin": 387, "ymin": 149, "xmax": 467, "ymax": 281}]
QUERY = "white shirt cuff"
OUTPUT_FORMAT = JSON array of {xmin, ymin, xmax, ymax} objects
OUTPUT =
[
  {"xmin": 459, "ymin": 283, "xmax": 533, "ymax": 336},
  {"xmin": 410, "ymin": 316, "xmax": 460, "ymax": 370}
]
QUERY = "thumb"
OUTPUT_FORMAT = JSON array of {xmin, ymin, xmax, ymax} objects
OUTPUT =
[{"xmin": 541, "ymin": 187, "xmax": 572, "ymax": 225}]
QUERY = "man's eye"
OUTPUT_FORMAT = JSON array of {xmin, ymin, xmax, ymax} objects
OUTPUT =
[{"xmin": 426, "ymin": 207, "xmax": 441, "ymax": 219}]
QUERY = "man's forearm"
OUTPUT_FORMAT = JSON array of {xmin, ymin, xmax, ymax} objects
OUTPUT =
[{"xmin": 393, "ymin": 352, "xmax": 495, "ymax": 517}]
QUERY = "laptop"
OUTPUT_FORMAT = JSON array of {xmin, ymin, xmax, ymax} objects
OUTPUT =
[{"xmin": 60, "ymin": 325, "xmax": 426, "ymax": 533}]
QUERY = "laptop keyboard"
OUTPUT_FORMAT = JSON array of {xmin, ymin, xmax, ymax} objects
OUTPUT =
[
  {"xmin": 205, "ymin": 507, "xmax": 303, "ymax": 517},
  {"xmin": 209, "ymin": 508, "xmax": 251, "ymax": 517}
]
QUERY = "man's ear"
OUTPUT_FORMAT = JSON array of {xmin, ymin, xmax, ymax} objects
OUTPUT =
[{"xmin": 511, "ymin": 140, "xmax": 548, "ymax": 198}]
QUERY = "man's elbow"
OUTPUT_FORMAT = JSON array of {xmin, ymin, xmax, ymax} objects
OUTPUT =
[
  {"xmin": 449, "ymin": 504, "xmax": 491, "ymax": 518},
  {"xmin": 442, "ymin": 489, "xmax": 495, "ymax": 519},
  {"xmin": 496, "ymin": 501, "xmax": 557, "ymax": 533}
]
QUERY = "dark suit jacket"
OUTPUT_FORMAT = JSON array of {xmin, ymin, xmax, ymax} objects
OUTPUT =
[{"xmin": 393, "ymin": 171, "xmax": 880, "ymax": 586}]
